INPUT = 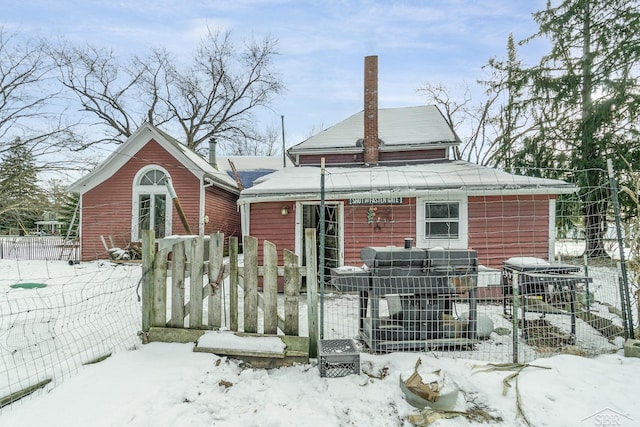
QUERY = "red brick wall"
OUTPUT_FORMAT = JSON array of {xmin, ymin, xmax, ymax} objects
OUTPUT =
[{"xmin": 363, "ymin": 55, "xmax": 379, "ymax": 165}]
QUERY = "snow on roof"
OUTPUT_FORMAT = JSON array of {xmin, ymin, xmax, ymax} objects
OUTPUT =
[
  {"xmin": 217, "ymin": 155, "xmax": 292, "ymax": 172},
  {"xmin": 288, "ymin": 105, "xmax": 459, "ymax": 153},
  {"xmin": 238, "ymin": 161, "xmax": 576, "ymax": 203},
  {"xmin": 68, "ymin": 123, "xmax": 240, "ymax": 194},
  {"xmin": 152, "ymin": 127, "xmax": 239, "ymax": 192}
]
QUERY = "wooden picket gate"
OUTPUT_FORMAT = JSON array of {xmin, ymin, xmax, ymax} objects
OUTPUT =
[{"xmin": 139, "ymin": 229, "xmax": 320, "ymax": 364}]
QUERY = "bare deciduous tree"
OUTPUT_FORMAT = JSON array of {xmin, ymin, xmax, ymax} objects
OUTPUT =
[
  {"xmin": 51, "ymin": 28, "xmax": 284, "ymax": 154},
  {"xmin": 0, "ymin": 28, "xmax": 78, "ymax": 158},
  {"xmin": 0, "ymin": 27, "xmax": 89, "ymax": 206}
]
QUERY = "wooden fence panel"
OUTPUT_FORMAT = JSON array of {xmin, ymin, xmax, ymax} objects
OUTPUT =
[
  {"xmin": 263, "ymin": 240, "xmax": 278, "ymax": 335},
  {"xmin": 305, "ymin": 229, "xmax": 319, "ymax": 358},
  {"xmin": 208, "ymin": 233, "xmax": 224, "ymax": 328},
  {"xmin": 243, "ymin": 235, "xmax": 258, "ymax": 333},
  {"xmin": 141, "ymin": 230, "xmax": 155, "ymax": 332},
  {"xmin": 189, "ymin": 236, "xmax": 205, "ymax": 329},
  {"xmin": 284, "ymin": 249, "xmax": 299, "ymax": 336},
  {"xmin": 229, "ymin": 236, "xmax": 239, "ymax": 332},
  {"xmin": 169, "ymin": 240, "xmax": 186, "ymax": 328},
  {"xmin": 142, "ymin": 232, "xmax": 315, "ymax": 347},
  {"xmin": 152, "ymin": 248, "xmax": 168, "ymax": 327}
]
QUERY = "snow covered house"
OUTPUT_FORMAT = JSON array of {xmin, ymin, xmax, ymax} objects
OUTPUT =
[
  {"xmin": 68, "ymin": 122, "xmax": 286, "ymax": 261},
  {"xmin": 237, "ymin": 56, "xmax": 576, "ymax": 276},
  {"xmin": 68, "ymin": 123, "xmax": 238, "ymax": 260}
]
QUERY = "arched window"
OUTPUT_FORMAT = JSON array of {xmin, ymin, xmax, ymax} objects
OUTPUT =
[{"xmin": 132, "ymin": 166, "xmax": 171, "ymax": 239}]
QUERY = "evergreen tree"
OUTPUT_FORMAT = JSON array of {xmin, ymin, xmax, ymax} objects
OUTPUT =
[
  {"xmin": 0, "ymin": 139, "xmax": 46, "ymax": 234},
  {"xmin": 56, "ymin": 191, "xmax": 80, "ymax": 239},
  {"xmin": 482, "ymin": 34, "xmax": 530, "ymax": 169},
  {"xmin": 519, "ymin": 0, "xmax": 640, "ymax": 257}
]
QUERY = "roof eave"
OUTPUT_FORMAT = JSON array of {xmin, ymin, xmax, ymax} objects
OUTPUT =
[
  {"xmin": 238, "ymin": 183, "xmax": 577, "ymax": 205},
  {"xmin": 205, "ymin": 174, "xmax": 241, "ymax": 194}
]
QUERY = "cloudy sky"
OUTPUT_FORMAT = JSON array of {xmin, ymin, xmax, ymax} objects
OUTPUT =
[{"xmin": 4, "ymin": 0, "xmax": 549, "ymax": 150}]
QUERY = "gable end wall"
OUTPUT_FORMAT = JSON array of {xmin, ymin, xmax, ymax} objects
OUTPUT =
[{"xmin": 79, "ymin": 139, "xmax": 238, "ymax": 260}]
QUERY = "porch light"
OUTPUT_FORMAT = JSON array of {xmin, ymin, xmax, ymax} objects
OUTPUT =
[{"xmin": 281, "ymin": 206, "xmax": 289, "ymax": 216}]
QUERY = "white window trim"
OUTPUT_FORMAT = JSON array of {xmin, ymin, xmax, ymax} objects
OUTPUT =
[
  {"xmin": 415, "ymin": 194, "xmax": 468, "ymax": 249},
  {"xmin": 131, "ymin": 165, "xmax": 172, "ymax": 241}
]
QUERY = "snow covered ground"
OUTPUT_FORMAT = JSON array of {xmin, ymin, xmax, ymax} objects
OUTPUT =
[
  {"xmin": 1, "ymin": 340, "xmax": 639, "ymax": 426},
  {"xmin": 1, "ymin": 256, "xmax": 639, "ymax": 426}
]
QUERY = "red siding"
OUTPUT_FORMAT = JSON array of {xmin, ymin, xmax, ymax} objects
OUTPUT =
[
  {"xmin": 343, "ymin": 199, "xmax": 416, "ymax": 264},
  {"xmin": 297, "ymin": 148, "xmax": 446, "ymax": 166},
  {"xmin": 248, "ymin": 201, "xmax": 297, "ymax": 264},
  {"xmin": 246, "ymin": 195, "xmax": 554, "ymax": 271},
  {"xmin": 79, "ymin": 139, "xmax": 239, "ymax": 260},
  {"xmin": 378, "ymin": 148, "xmax": 446, "ymax": 162},
  {"xmin": 204, "ymin": 185, "xmax": 241, "ymax": 242},
  {"xmin": 82, "ymin": 186, "xmax": 133, "ymax": 260},
  {"xmin": 468, "ymin": 195, "xmax": 552, "ymax": 269},
  {"xmin": 298, "ymin": 153, "xmax": 364, "ymax": 166}
]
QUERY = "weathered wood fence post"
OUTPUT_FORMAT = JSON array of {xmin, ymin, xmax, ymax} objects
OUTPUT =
[
  {"xmin": 189, "ymin": 236, "xmax": 205, "ymax": 329},
  {"xmin": 168, "ymin": 240, "xmax": 186, "ymax": 328},
  {"xmin": 283, "ymin": 249, "xmax": 300, "ymax": 335},
  {"xmin": 305, "ymin": 228, "xmax": 319, "ymax": 358},
  {"xmin": 152, "ymin": 247, "xmax": 168, "ymax": 327},
  {"xmin": 208, "ymin": 232, "xmax": 224, "ymax": 328},
  {"xmin": 141, "ymin": 230, "xmax": 155, "ymax": 333},
  {"xmin": 263, "ymin": 240, "xmax": 278, "ymax": 335},
  {"xmin": 243, "ymin": 235, "xmax": 258, "ymax": 333},
  {"xmin": 229, "ymin": 236, "xmax": 239, "ymax": 331}
]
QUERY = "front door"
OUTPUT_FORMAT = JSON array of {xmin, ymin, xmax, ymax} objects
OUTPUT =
[{"xmin": 298, "ymin": 202, "xmax": 342, "ymax": 283}]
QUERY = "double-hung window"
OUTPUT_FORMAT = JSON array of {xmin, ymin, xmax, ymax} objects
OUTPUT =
[{"xmin": 416, "ymin": 195, "xmax": 468, "ymax": 249}]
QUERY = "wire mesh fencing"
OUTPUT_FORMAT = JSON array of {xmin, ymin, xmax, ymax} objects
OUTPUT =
[
  {"xmin": 317, "ymin": 165, "xmax": 637, "ymax": 363},
  {"xmin": 0, "ymin": 236, "xmax": 79, "ymax": 262},
  {"xmin": 1, "ymin": 161, "xmax": 639, "ymax": 412},
  {"xmin": 0, "ymin": 259, "xmax": 141, "ymax": 412}
]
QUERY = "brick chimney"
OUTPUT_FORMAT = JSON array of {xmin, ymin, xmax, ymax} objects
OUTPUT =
[{"xmin": 363, "ymin": 55, "xmax": 379, "ymax": 166}]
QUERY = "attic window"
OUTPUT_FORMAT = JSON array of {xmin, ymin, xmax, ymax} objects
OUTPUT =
[{"xmin": 139, "ymin": 170, "xmax": 166, "ymax": 185}]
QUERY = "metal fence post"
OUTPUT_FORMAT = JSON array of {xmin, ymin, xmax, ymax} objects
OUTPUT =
[
  {"xmin": 512, "ymin": 272, "xmax": 519, "ymax": 364},
  {"xmin": 607, "ymin": 159, "xmax": 634, "ymax": 338},
  {"xmin": 319, "ymin": 157, "xmax": 326, "ymax": 340},
  {"xmin": 306, "ymin": 228, "xmax": 319, "ymax": 358},
  {"xmin": 583, "ymin": 254, "xmax": 591, "ymax": 312}
]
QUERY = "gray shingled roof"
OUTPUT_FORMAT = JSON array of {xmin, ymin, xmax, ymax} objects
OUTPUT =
[{"xmin": 287, "ymin": 105, "xmax": 459, "ymax": 154}]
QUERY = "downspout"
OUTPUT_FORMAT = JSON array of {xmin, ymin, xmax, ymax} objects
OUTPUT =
[
  {"xmin": 163, "ymin": 177, "xmax": 192, "ymax": 235},
  {"xmin": 201, "ymin": 178, "xmax": 215, "ymax": 236}
]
